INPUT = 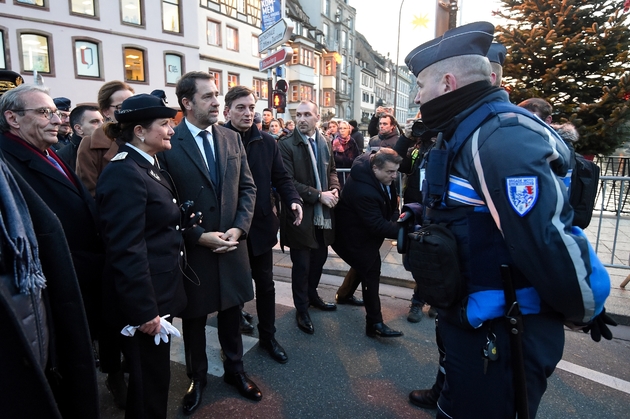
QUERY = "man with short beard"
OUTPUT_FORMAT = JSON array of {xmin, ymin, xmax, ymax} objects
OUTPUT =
[
  {"xmin": 278, "ymin": 100, "xmax": 340, "ymax": 335},
  {"xmin": 158, "ymin": 72, "xmax": 260, "ymax": 415},
  {"xmin": 222, "ymin": 85, "xmax": 303, "ymax": 364},
  {"xmin": 367, "ymin": 114, "xmax": 399, "ymax": 152}
]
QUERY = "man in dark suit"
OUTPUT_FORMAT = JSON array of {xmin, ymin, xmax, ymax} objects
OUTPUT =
[
  {"xmin": 222, "ymin": 85, "xmax": 303, "ymax": 364},
  {"xmin": 278, "ymin": 100, "xmax": 341, "ymax": 335},
  {"xmin": 0, "ymin": 77, "xmax": 98, "ymax": 418},
  {"xmin": 333, "ymin": 149, "xmax": 404, "ymax": 338},
  {"xmin": 0, "ymin": 84, "xmax": 105, "ymax": 345},
  {"xmin": 158, "ymin": 72, "xmax": 260, "ymax": 415}
]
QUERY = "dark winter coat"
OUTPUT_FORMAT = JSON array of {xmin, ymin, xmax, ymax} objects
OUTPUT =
[
  {"xmin": 278, "ymin": 130, "xmax": 340, "ymax": 250},
  {"xmin": 0, "ymin": 161, "xmax": 99, "ymax": 419},
  {"xmin": 158, "ymin": 121, "xmax": 256, "ymax": 318},
  {"xmin": 223, "ymin": 122, "xmax": 301, "ymax": 257},
  {"xmin": 0, "ymin": 132, "xmax": 105, "ymax": 336}
]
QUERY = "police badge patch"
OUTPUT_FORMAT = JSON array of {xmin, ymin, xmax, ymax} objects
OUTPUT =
[{"xmin": 506, "ymin": 176, "xmax": 538, "ymax": 216}]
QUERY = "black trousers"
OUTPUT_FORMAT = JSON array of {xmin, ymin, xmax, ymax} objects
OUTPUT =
[
  {"xmin": 182, "ymin": 305, "xmax": 243, "ymax": 382},
  {"xmin": 289, "ymin": 228, "xmax": 329, "ymax": 312},
  {"xmin": 99, "ymin": 322, "xmax": 123, "ymax": 374},
  {"xmin": 336, "ymin": 262, "xmax": 383, "ymax": 325},
  {"xmin": 248, "ymin": 248, "xmax": 276, "ymax": 341},
  {"xmin": 120, "ymin": 330, "xmax": 171, "ymax": 419}
]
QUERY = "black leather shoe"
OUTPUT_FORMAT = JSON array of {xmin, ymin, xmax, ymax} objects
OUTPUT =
[
  {"xmin": 259, "ymin": 338, "xmax": 288, "ymax": 364},
  {"xmin": 105, "ymin": 370, "xmax": 127, "ymax": 410},
  {"xmin": 296, "ymin": 311, "xmax": 314, "ymax": 334},
  {"xmin": 224, "ymin": 372, "xmax": 262, "ymax": 401},
  {"xmin": 366, "ymin": 322, "xmax": 404, "ymax": 338},
  {"xmin": 335, "ymin": 293, "xmax": 364, "ymax": 306},
  {"xmin": 309, "ymin": 296, "xmax": 337, "ymax": 311},
  {"xmin": 409, "ymin": 388, "xmax": 439, "ymax": 409},
  {"xmin": 240, "ymin": 314, "xmax": 255, "ymax": 334},
  {"xmin": 182, "ymin": 379, "xmax": 206, "ymax": 415},
  {"xmin": 241, "ymin": 310, "xmax": 253, "ymax": 321}
]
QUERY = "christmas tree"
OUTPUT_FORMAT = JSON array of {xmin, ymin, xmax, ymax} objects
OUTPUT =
[{"xmin": 495, "ymin": 0, "xmax": 630, "ymax": 155}]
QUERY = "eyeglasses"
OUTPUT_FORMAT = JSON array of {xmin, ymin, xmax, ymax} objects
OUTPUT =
[{"xmin": 11, "ymin": 108, "xmax": 63, "ymax": 120}]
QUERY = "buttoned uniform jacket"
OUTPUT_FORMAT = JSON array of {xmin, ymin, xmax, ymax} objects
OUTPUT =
[
  {"xmin": 333, "ymin": 153, "xmax": 399, "ymax": 269},
  {"xmin": 95, "ymin": 145, "xmax": 187, "ymax": 328},
  {"xmin": 278, "ymin": 130, "xmax": 340, "ymax": 250},
  {"xmin": 158, "ymin": 121, "xmax": 257, "ymax": 318},
  {"xmin": 0, "ymin": 157, "xmax": 99, "ymax": 419},
  {"xmin": 76, "ymin": 126, "xmax": 120, "ymax": 196},
  {"xmin": 223, "ymin": 121, "xmax": 302, "ymax": 257},
  {"xmin": 0, "ymin": 132, "xmax": 105, "ymax": 335}
]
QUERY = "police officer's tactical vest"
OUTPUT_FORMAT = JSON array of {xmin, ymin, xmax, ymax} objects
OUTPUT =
[{"xmin": 420, "ymin": 102, "xmax": 565, "ymax": 328}]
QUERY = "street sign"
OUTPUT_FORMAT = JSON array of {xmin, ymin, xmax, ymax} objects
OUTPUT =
[
  {"xmin": 261, "ymin": 0, "xmax": 283, "ymax": 32},
  {"xmin": 259, "ymin": 47, "xmax": 293, "ymax": 72},
  {"xmin": 259, "ymin": 19, "xmax": 293, "ymax": 53}
]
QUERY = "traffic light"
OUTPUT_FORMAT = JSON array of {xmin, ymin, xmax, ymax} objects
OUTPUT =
[{"xmin": 272, "ymin": 90, "xmax": 286, "ymax": 113}]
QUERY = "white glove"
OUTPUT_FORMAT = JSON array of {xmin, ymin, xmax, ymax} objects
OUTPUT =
[
  {"xmin": 120, "ymin": 314, "xmax": 181, "ymax": 346},
  {"xmin": 154, "ymin": 314, "xmax": 181, "ymax": 345}
]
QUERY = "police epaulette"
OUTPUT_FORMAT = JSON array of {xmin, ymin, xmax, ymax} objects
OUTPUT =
[{"xmin": 111, "ymin": 152, "xmax": 128, "ymax": 161}]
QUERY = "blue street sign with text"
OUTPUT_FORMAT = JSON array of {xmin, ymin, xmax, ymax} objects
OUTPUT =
[{"xmin": 261, "ymin": 0, "xmax": 283, "ymax": 32}]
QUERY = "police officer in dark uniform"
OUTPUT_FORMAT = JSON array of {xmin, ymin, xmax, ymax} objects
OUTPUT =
[
  {"xmin": 404, "ymin": 22, "xmax": 613, "ymax": 418},
  {"xmin": 52, "ymin": 97, "xmax": 72, "ymax": 150},
  {"xmin": 96, "ymin": 94, "xmax": 187, "ymax": 419}
]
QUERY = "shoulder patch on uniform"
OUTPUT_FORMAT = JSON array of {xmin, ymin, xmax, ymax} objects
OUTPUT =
[
  {"xmin": 111, "ymin": 152, "xmax": 128, "ymax": 161},
  {"xmin": 506, "ymin": 176, "xmax": 538, "ymax": 216}
]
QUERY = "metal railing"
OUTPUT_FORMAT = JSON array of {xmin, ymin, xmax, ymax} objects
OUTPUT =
[{"xmin": 592, "ymin": 175, "xmax": 630, "ymax": 271}]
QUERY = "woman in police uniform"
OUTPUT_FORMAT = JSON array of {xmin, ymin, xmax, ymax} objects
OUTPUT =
[{"xmin": 96, "ymin": 94, "xmax": 187, "ymax": 419}]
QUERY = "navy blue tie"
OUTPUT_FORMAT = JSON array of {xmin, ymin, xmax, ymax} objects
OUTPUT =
[
  {"xmin": 199, "ymin": 130, "xmax": 218, "ymax": 187},
  {"xmin": 309, "ymin": 137, "xmax": 317, "ymax": 161}
]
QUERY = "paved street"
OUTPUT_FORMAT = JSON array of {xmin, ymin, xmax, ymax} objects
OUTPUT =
[{"xmin": 98, "ymin": 265, "xmax": 630, "ymax": 419}]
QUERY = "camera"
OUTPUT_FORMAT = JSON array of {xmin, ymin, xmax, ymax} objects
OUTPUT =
[
  {"xmin": 180, "ymin": 200, "xmax": 203, "ymax": 229},
  {"xmin": 411, "ymin": 119, "xmax": 428, "ymax": 138}
]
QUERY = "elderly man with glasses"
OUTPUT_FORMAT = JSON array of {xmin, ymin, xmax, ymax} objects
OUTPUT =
[{"xmin": 0, "ymin": 84, "xmax": 106, "ymax": 389}]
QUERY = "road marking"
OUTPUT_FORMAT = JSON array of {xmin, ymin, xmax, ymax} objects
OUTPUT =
[{"xmin": 557, "ymin": 360, "xmax": 630, "ymax": 394}]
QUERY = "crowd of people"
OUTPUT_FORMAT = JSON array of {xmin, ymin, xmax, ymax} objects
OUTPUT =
[{"xmin": 0, "ymin": 19, "xmax": 616, "ymax": 419}]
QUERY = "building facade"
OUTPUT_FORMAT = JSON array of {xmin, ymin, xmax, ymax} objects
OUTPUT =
[
  {"xmin": 0, "ymin": 0, "xmax": 199, "ymax": 104},
  {"xmin": 0, "ymin": 0, "xmax": 408, "ymax": 125}
]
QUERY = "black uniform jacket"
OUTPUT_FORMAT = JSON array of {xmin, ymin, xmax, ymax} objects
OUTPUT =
[
  {"xmin": 0, "ymin": 132, "xmax": 104, "ymax": 332},
  {"xmin": 158, "ymin": 122, "xmax": 256, "ymax": 317},
  {"xmin": 0, "ymin": 160, "xmax": 99, "ymax": 419},
  {"xmin": 96, "ymin": 145, "xmax": 186, "ymax": 328},
  {"xmin": 333, "ymin": 154, "xmax": 399, "ymax": 268},
  {"xmin": 224, "ymin": 122, "xmax": 301, "ymax": 257}
]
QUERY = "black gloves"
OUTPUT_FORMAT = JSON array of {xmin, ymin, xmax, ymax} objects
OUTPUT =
[{"xmin": 583, "ymin": 308, "xmax": 617, "ymax": 342}]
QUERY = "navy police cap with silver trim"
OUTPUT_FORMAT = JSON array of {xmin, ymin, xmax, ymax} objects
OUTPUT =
[
  {"xmin": 487, "ymin": 42, "xmax": 507, "ymax": 65},
  {"xmin": 115, "ymin": 94, "xmax": 176, "ymax": 123},
  {"xmin": 405, "ymin": 21, "xmax": 495, "ymax": 77}
]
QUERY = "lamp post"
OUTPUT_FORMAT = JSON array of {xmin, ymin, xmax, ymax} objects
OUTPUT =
[{"xmin": 393, "ymin": 0, "xmax": 405, "ymax": 122}]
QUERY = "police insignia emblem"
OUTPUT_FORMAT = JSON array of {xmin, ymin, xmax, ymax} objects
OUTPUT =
[
  {"xmin": 506, "ymin": 176, "xmax": 538, "ymax": 216},
  {"xmin": 111, "ymin": 152, "xmax": 128, "ymax": 161},
  {"xmin": 149, "ymin": 169, "xmax": 161, "ymax": 181}
]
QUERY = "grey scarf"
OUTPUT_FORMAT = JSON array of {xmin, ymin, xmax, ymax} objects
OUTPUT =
[
  {"xmin": 0, "ymin": 159, "xmax": 46, "ymax": 294},
  {"xmin": 298, "ymin": 130, "xmax": 332, "ymax": 229}
]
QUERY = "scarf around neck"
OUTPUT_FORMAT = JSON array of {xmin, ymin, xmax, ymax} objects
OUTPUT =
[
  {"xmin": 298, "ymin": 130, "xmax": 332, "ymax": 229},
  {"xmin": 0, "ymin": 159, "xmax": 46, "ymax": 294},
  {"xmin": 420, "ymin": 80, "xmax": 501, "ymax": 132}
]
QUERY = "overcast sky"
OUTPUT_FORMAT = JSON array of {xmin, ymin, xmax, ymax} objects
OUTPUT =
[{"xmin": 348, "ymin": 0, "xmax": 503, "ymax": 65}]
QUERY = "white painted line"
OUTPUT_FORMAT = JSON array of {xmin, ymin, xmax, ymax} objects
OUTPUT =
[{"xmin": 557, "ymin": 360, "xmax": 630, "ymax": 394}]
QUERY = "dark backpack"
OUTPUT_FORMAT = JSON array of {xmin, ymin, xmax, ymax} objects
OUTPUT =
[{"xmin": 569, "ymin": 154, "xmax": 600, "ymax": 229}]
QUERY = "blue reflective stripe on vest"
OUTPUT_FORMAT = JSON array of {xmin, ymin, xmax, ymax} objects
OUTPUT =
[
  {"xmin": 448, "ymin": 175, "xmax": 485, "ymax": 206},
  {"xmin": 466, "ymin": 287, "xmax": 542, "ymax": 328}
]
